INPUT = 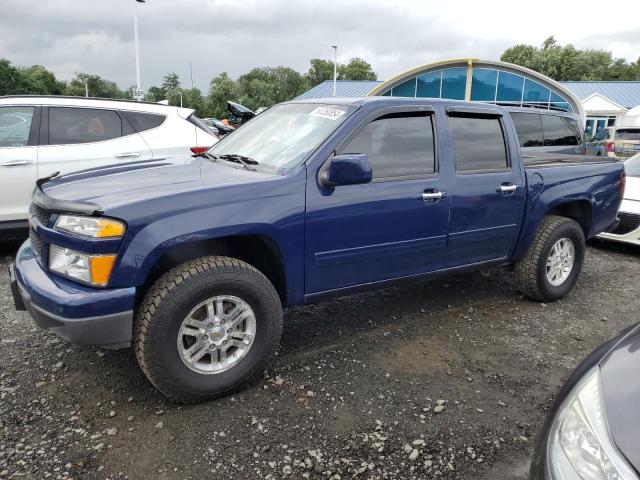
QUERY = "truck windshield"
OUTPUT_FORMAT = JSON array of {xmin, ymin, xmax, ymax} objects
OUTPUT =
[
  {"xmin": 625, "ymin": 154, "xmax": 640, "ymax": 177},
  {"xmin": 207, "ymin": 103, "xmax": 353, "ymax": 174}
]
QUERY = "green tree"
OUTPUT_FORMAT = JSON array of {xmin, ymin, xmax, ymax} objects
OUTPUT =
[
  {"xmin": 501, "ymin": 37, "xmax": 640, "ymax": 81},
  {"xmin": 161, "ymin": 73, "xmax": 182, "ymax": 106},
  {"xmin": 65, "ymin": 73, "xmax": 125, "ymax": 98},
  {"xmin": 0, "ymin": 59, "xmax": 22, "ymax": 95},
  {"xmin": 183, "ymin": 87, "xmax": 206, "ymax": 116},
  {"xmin": 206, "ymin": 72, "xmax": 236, "ymax": 119},
  {"xmin": 18, "ymin": 65, "xmax": 65, "ymax": 95},
  {"xmin": 236, "ymin": 66, "xmax": 306, "ymax": 110},
  {"xmin": 146, "ymin": 85, "xmax": 167, "ymax": 102},
  {"xmin": 339, "ymin": 58, "xmax": 377, "ymax": 81},
  {"xmin": 306, "ymin": 59, "xmax": 335, "ymax": 87},
  {"xmin": 305, "ymin": 57, "xmax": 377, "ymax": 88}
]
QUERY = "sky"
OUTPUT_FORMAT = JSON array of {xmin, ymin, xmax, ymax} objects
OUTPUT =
[{"xmin": 1, "ymin": 0, "xmax": 640, "ymax": 93}]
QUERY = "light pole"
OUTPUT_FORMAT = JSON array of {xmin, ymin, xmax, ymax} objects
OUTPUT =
[
  {"xmin": 133, "ymin": 0, "xmax": 145, "ymax": 101},
  {"xmin": 332, "ymin": 45, "xmax": 338, "ymax": 96}
]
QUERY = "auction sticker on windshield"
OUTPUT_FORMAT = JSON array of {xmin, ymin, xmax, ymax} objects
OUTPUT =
[{"xmin": 310, "ymin": 106, "xmax": 346, "ymax": 120}]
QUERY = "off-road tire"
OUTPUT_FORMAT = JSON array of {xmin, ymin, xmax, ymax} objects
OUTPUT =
[
  {"xmin": 134, "ymin": 256, "xmax": 282, "ymax": 403},
  {"xmin": 515, "ymin": 215, "xmax": 585, "ymax": 302}
]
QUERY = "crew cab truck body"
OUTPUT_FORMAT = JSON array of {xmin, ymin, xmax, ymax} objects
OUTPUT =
[{"xmin": 10, "ymin": 97, "xmax": 624, "ymax": 402}]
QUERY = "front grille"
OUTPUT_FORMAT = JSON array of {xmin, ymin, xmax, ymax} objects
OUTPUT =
[
  {"xmin": 29, "ymin": 203, "xmax": 52, "ymax": 227},
  {"xmin": 611, "ymin": 212, "xmax": 640, "ymax": 236},
  {"xmin": 29, "ymin": 228, "xmax": 44, "ymax": 260}
]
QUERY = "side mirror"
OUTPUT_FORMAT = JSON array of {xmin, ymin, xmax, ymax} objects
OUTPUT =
[{"xmin": 320, "ymin": 153, "xmax": 373, "ymax": 187}]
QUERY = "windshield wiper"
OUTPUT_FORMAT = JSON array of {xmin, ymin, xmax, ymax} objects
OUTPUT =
[{"xmin": 218, "ymin": 154, "xmax": 258, "ymax": 171}]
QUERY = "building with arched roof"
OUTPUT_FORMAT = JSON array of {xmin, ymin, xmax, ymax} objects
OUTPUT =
[{"xmin": 366, "ymin": 58, "xmax": 584, "ymax": 118}]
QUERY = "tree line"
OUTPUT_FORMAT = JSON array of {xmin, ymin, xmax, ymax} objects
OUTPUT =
[
  {"xmin": 0, "ymin": 57, "xmax": 376, "ymax": 119},
  {"xmin": 2, "ymin": 37, "xmax": 640, "ymax": 119},
  {"xmin": 501, "ymin": 37, "xmax": 640, "ymax": 81}
]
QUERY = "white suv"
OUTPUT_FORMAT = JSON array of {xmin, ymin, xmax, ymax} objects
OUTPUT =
[{"xmin": 0, "ymin": 96, "xmax": 218, "ymax": 237}]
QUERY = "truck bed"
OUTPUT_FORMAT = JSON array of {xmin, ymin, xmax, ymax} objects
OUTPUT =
[{"xmin": 523, "ymin": 152, "xmax": 621, "ymax": 168}]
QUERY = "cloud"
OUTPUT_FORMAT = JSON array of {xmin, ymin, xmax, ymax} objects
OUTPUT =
[{"xmin": 1, "ymin": 0, "xmax": 639, "ymax": 93}]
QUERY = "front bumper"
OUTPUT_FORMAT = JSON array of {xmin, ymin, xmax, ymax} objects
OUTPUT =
[{"xmin": 11, "ymin": 240, "xmax": 136, "ymax": 349}]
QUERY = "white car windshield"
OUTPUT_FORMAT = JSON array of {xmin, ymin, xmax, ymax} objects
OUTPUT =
[{"xmin": 207, "ymin": 103, "xmax": 353, "ymax": 174}]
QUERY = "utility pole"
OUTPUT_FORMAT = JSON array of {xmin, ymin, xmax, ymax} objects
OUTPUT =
[
  {"xmin": 84, "ymin": 79, "xmax": 89, "ymax": 98},
  {"xmin": 133, "ymin": 0, "xmax": 146, "ymax": 101},
  {"xmin": 332, "ymin": 45, "xmax": 338, "ymax": 96}
]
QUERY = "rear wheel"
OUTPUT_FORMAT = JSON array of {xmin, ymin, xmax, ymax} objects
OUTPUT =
[
  {"xmin": 134, "ymin": 256, "xmax": 282, "ymax": 403},
  {"xmin": 515, "ymin": 215, "xmax": 586, "ymax": 302}
]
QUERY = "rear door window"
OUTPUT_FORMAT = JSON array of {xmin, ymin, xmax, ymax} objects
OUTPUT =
[
  {"xmin": 0, "ymin": 106, "xmax": 34, "ymax": 147},
  {"xmin": 342, "ymin": 113, "xmax": 436, "ymax": 179},
  {"xmin": 449, "ymin": 115, "xmax": 508, "ymax": 172},
  {"xmin": 510, "ymin": 112, "xmax": 543, "ymax": 147},
  {"xmin": 541, "ymin": 115, "xmax": 580, "ymax": 146},
  {"xmin": 48, "ymin": 107, "xmax": 122, "ymax": 145}
]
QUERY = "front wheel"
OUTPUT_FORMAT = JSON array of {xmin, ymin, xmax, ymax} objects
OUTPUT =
[
  {"xmin": 134, "ymin": 256, "xmax": 283, "ymax": 403},
  {"xmin": 515, "ymin": 215, "xmax": 586, "ymax": 302}
]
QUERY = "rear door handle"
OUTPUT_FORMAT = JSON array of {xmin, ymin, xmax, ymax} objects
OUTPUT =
[
  {"xmin": 114, "ymin": 152, "xmax": 141, "ymax": 159},
  {"xmin": 422, "ymin": 189, "xmax": 445, "ymax": 202},
  {"xmin": 1, "ymin": 160, "xmax": 31, "ymax": 167},
  {"xmin": 497, "ymin": 183, "xmax": 518, "ymax": 194}
]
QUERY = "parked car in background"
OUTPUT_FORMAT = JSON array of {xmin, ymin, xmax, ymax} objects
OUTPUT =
[
  {"xmin": 590, "ymin": 127, "xmax": 640, "ymax": 158},
  {"xmin": 202, "ymin": 117, "xmax": 235, "ymax": 137},
  {"xmin": 227, "ymin": 101, "xmax": 255, "ymax": 125},
  {"xmin": 11, "ymin": 97, "xmax": 624, "ymax": 402},
  {"xmin": 0, "ymin": 96, "xmax": 218, "ymax": 238},
  {"xmin": 507, "ymin": 107, "xmax": 585, "ymax": 155},
  {"xmin": 530, "ymin": 322, "xmax": 640, "ymax": 480},
  {"xmin": 598, "ymin": 153, "xmax": 640, "ymax": 246}
]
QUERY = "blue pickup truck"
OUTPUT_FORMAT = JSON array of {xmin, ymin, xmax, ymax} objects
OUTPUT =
[{"xmin": 10, "ymin": 97, "xmax": 624, "ymax": 402}]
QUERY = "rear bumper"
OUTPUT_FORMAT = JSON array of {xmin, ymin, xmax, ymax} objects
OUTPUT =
[
  {"xmin": 597, "ymin": 201, "xmax": 640, "ymax": 246},
  {"xmin": 11, "ymin": 240, "xmax": 136, "ymax": 349}
]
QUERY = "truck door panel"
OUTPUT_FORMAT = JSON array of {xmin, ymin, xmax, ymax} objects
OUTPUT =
[
  {"xmin": 305, "ymin": 111, "xmax": 450, "ymax": 294},
  {"xmin": 446, "ymin": 112, "xmax": 526, "ymax": 266}
]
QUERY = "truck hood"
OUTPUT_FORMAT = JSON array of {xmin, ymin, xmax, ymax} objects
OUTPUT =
[{"xmin": 41, "ymin": 157, "xmax": 277, "ymax": 211}]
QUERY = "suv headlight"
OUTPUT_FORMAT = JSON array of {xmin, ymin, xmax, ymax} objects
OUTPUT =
[
  {"xmin": 546, "ymin": 367, "xmax": 638, "ymax": 480},
  {"xmin": 54, "ymin": 215, "xmax": 125, "ymax": 238},
  {"xmin": 49, "ymin": 245, "xmax": 116, "ymax": 287}
]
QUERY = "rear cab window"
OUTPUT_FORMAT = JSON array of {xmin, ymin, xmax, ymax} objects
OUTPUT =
[
  {"xmin": 342, "ymin": 112, "xmax": 436, "ymax": 180},
  {"xmin": 510, "ymin": 112, "xmax": 543, "ymax": 147},
  {"xmin": 541, "ymin": 115, "xmax": 580, "ymax": 146},
  {"xmin": 448, "ymin": 114, "xmax": 508, "ymax": 172}
]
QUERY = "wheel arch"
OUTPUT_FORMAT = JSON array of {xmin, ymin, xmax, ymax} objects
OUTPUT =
[
  {"xmin": 137, "ymin": 234, "xmax": 288, "ymax": 304},
  {"xmin": 547, "ymin": 199, "xmax": 592, "ymax": 236}
]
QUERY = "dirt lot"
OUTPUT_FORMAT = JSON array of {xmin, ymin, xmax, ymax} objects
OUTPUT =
[{"xmin": 1, "ymin": 240, "xmax": 639, "ymax": 480}]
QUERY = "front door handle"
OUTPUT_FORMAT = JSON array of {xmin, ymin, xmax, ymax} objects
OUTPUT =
[
  {"xmin": 114, "ymin": 152, "xmax": 141, "ymax": 159},
  {"xmin": 1, "ymin": 160, "xmax": 31, "ymax": 167},
  {"xmin": 497, "ymin": 183, "xmax": 518, "ymax": 194},
  {"xmin": 422, "ymin": 189, "xmax": 445, "ymax": 202}
]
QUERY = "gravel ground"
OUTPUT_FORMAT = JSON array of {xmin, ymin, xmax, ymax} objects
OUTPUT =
[{"xmin": 1, "ymin": 239, "xmax": 639, "ymax": 480}]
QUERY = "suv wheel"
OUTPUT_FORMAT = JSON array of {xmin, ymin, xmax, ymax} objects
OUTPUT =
[
  {"xmin": 134, "ymin": 256, "xmax": 282, "ymax": 403},
  {"xmin": 515, "ymin": 215, "xmax": 586, "ymax": 302}
]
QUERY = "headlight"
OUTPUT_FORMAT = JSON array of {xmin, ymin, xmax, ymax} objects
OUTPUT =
[
  {"xmin": 54, "ymin": 215, "xmax": 125, "ymax": 238},
  {"xmin": 49, "ymin": 245, "xmax": 116, "ymax": 287},
  {"xmin": 546, "ymin": 367, "xmax": 638, "ymax": 480}
]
